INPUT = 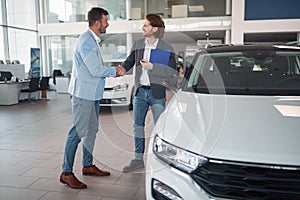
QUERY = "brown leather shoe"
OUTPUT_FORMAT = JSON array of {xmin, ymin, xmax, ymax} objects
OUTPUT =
[
  {"xmin": 60, "ymin": 172, "xmax": 87, "ymax": 189},
  {"xmin": 82, "ymin": 165, "xmax": 110, "ymax": 176}
]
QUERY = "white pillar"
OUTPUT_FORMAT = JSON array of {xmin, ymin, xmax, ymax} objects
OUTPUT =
[
  {"xmin": 40, "ymin": 37, "xmax": 50, "ymax": 76},
  {"xmin": 126, "ymin": 33, "xmax": 132, "ymax": 56},
  {"xmin": 39, "ymin": 0, "xmax": 50, "ymax": 76},
  {"xmin": 144, "ymin": 0, "xmax": 147, "ymax": 18},
  {"xmin": 225, "ymin": 29, "xmax": 231, "ymax": 44},
  {"xmin": 231, "ymin": 0, "xmax": 244, "ymax": 44},
  {"xmin": 226, "ymin": 0, "xmax": 231, "ymax": 16},
  {"xmin": 126, "ymin": 33, "xmax": 134, "ymax": 75},
  {"xmin": 1, "ymin": 0, "xmax": 10, "ymax": 60},
  {"xmin": 297, "ymin": 33, "xmax": 300, "ymax": 42},
  {"xmin": 126, "ymin": 0, "xmax": 131, "ymax": 20}
]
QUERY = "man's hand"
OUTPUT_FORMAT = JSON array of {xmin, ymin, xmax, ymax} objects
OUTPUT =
[
  {"xmin": 115, "ymin": 65, "xmax": 126, "ymax": 77},
  {"xmin": 140, "ymin": 60, "xmax": 153, "ymax": 70}
]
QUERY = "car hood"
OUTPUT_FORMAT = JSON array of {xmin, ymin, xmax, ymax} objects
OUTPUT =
[
  {"xmin": 104, "ymin": 75, "xmax": 133, "ymax": 88},
  {"xmin": 157, "ymin": 90, "xmax": 300, "ymax": 166}
]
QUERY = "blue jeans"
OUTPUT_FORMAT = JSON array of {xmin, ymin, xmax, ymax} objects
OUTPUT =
[
  {"xmin": 134, "ymin": 88, "xmax": 165, "ymax": 160},
  {"xmin": 62, "ymin": 96, "xmax": 100, "ymax": 172}
]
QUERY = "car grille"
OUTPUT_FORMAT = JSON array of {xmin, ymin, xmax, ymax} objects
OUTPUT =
[
  {"xmin": 100, "ymin": 99, "xmax": 111, "ymax": 104},
  {"xmin": 104, "ymin": 87, "xmax": 113, "ymax": 91},
  {"xmin": 191, "ymin": 159, "xmax": 300, "ymax": 200}
]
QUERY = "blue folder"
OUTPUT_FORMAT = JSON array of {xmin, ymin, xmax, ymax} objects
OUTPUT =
[{"xmin": 149, "ymin": 49, "xmax": 171, "ymax": 66}]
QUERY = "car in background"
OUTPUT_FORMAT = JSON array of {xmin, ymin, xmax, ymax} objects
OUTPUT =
[
  {"xmin": 146, "ymin": 45, "xmax": 300, "ymax": 200},
  {"xmin": 100, "ymin": 61, "xmax": 134, "ymax": 110}
]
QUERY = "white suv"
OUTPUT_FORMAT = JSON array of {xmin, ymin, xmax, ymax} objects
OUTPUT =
[
  {"xmin": 146, "ymin": 45, "xmax": 300, "ymax": 200},
  {"xmin": 100, "ymin": 61, "xmax": 134, "ymax": 110}
]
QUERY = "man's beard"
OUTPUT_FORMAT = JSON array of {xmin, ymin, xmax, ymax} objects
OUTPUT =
[
  {"xmin": 142, "ymin": 31, "xmax": 148, "ymax": 37},
  {"xmin": 99, "ymin": 25, "xmax": 106, "ymax": 34}
]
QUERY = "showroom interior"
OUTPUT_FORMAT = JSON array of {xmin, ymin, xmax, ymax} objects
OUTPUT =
[{"xmin": 0, "ymin": 0, "xmax": 300, "ymax": 199}]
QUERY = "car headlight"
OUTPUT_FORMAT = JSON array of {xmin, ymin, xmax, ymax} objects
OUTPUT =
[
  {"xmin": 112, "ymin": 83, "xmax": 128, "ymax": 92},
  {"xmin": 153, "ymin": 134, "xmax": 207, "ymax": 173}
]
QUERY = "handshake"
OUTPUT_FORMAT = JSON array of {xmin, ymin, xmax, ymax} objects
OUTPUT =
[{"xmin": 115, "ymin": 65, "xmax": 126, "ymax": 77}]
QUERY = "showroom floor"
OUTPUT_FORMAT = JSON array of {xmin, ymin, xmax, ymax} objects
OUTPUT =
[{"xmin": 0, "ymin": 91, "xmax": 159, "ymax": 200}]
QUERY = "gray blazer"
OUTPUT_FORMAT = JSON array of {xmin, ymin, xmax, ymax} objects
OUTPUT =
[{"xmin": 122, "ymin": 38, "xmax": 177, "ymax": 99}]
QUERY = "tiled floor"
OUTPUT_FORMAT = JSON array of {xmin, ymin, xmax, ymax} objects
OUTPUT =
[{"xmin": 0, "ymin": 91, "xmax": 158, "ymax": 200}]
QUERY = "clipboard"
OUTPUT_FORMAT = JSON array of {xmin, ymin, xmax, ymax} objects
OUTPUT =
[{"xmin": 149, "ymin": 49, "xmax": 171, "ymax": 66}]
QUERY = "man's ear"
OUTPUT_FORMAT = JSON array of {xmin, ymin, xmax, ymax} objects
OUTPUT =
[
  {"xmin": 152, "ymin": 27, "xmax": 158, "ymax": 33},
  {"xmin": 96, "ymin": 20, "xmax": 101, "ymax": 26}
]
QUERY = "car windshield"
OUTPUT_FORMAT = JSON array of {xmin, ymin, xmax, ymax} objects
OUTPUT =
[{"xmin": 182, "ymin": 48, "xmax": 300, "ymax": 95}]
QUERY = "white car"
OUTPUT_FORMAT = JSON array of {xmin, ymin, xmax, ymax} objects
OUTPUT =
[
  {"xmin": 100, "ymin": 61, "xmax": 134, "ymax": 110},
  {"xmin": 146, "ymin": 45, "xmax": 300, "ymax": 200}
]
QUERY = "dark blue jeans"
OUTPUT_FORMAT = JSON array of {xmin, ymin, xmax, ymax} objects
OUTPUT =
[{"xmin": 133, "ymin": 88, "xmax": 165, "ymax": 160}]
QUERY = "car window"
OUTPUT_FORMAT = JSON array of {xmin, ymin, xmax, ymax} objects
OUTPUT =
[{"xmin": 183, "ymin": 49, "xmax": 300, "ymax": 95}]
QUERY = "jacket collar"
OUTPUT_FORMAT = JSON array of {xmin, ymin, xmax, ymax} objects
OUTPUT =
[{"xmin": 88, "ymin": 29, "xmax": 101, "ymax": 44}]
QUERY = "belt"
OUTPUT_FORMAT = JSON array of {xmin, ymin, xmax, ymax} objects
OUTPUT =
[{"xmin": 140, "ymin": 85, "xmax": 151, "ymax": 90}]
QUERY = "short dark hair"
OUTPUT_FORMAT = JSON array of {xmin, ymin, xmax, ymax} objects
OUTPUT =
[
  {"xmin": 88, "ymin": 7, "xmax": 109, "ymax": 26},
  {"xmin": 146, "ymin": 13, "xmax": 165, "ymax": 38}
]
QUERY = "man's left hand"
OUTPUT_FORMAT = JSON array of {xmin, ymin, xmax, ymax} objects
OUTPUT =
[{"xmin": 140, "ymin": 60, "xmax": 153, "ymax": 70}]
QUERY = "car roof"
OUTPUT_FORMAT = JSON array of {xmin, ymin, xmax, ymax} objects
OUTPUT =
[{"xmin": 198, "ymin": 44, "xmax": 300, "ymax": 54}]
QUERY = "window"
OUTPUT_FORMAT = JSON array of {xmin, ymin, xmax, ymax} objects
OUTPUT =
[
  {"xmin": 4, "ymin": 0, "xmax": 39, "ymax": 73},
  {"xmin": 47, "ymin": 0, "xmax": 126, "ymax": 23}
]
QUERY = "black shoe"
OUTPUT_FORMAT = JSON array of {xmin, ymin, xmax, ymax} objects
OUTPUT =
[{"xmin": 123, "ymin": 159, "xmax": 144, "ymax": 173}]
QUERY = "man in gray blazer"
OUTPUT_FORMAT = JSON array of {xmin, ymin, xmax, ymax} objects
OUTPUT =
[
  {"xmin": 60, "ymin": 7, "xmax": 125, "ymax": 189},
  {"xmin": 122, "ymin": 13, "xmax": 177, "ymax": 173}
]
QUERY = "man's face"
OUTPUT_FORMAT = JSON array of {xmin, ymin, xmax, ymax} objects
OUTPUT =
[
  {"xmin": 141, "ymin": 19, "xmax": 157, "ymax": 38},
  {"xmin": 97, "ymin": 15, "xmax": 109, "ymax": 34}
]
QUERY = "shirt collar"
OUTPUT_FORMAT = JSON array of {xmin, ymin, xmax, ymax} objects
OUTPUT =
[
  {"xmin": 89, "ymin": 29, "xmax": 101, "ymax": 44},
  {"xmin": 145, "ymin": 38, "xmax": 159, "ymax": 47}
]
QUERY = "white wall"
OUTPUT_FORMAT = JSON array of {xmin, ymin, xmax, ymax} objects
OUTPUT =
[{"xmin": 231, "ymin": 0, "xmax": 300, "ymax": 44}]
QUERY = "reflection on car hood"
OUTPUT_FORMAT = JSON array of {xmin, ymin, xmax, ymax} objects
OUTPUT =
[
  {"xmin": 104, "ymin": 75, "xmax": 134, "ymax": 88},
  {"xmin": 159, "ymin": 90, "xmax": 300, "ymax": 166}
]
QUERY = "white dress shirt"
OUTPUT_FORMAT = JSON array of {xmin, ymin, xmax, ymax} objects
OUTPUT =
[{"xmin": 139, "ymin": 39, "xmax": 159, "ymax": 86}]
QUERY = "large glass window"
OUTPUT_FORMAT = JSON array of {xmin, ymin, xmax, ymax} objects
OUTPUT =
[
  {"xmin": 3, "ymin": 0, "xmax": 39, "ymax": 73},
  {"xmin": 45, "ymin": 0, "xmax": 227, "ymax": 23},
  {"xmin": 8, "ymin": 28, "xmax": 38, "ymax": 72},
  {"xmin": 47, "ymin": 33, "xmax": 128, "ymax": 74},
  {"xmin": 47, "ymin": 0, "xmax": 126, "ymax": 23},
  {"xmin": 48, "ymin": 35, "xmax": 76, "ymax": 74},
  {"xmin": 100, "ymin": 33, "xmax": 127, "ymax": 61},
  {"xmin": 6, "ymin": 0, "xmax": 37, "ymax": 30},
  {"xmin": 48, "ymin": 0, "xmax": 73, "ymax": 22},
  {"xmin": 147, "ymin": 0, "xmax": 226, "ymax": 19}
]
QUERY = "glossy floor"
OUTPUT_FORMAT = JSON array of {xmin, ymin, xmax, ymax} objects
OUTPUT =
[{"xmin": 0, "ymin": 91, "xmax": 158, "ymax": 200}]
